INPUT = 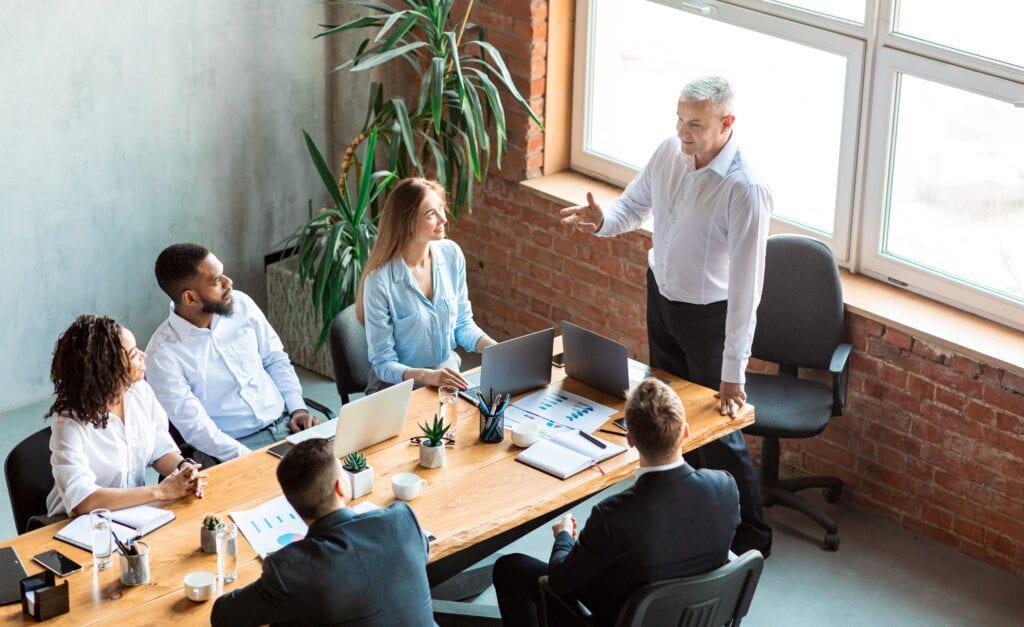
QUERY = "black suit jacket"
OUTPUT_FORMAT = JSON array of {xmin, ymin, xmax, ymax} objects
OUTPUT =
[
  {"xmin": 211, "ymin": 502, "xmax": 434, "ymax": 627},
  {"xmin": 548, "ymin": 463, "xmax": 740, "ymax": 626}
]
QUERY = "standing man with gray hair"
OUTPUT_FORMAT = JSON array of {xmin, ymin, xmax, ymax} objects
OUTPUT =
[{"xmin": 559, "ymin": 75, "xmax": 772, "ymax": 557}]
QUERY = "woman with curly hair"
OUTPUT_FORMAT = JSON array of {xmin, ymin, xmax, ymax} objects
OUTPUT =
[
  {"xmin": 356, "ymin": 177, "xmax": 496, "ymax": 393},
  {"xmin": 45, "ymin": 314, "xmax": 207, "ymax": 517}
]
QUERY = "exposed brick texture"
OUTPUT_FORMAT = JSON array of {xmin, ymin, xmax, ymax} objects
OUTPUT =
[{"xmin": 448, "ymin": 0, "xmax": 1024, "ymax": 576}]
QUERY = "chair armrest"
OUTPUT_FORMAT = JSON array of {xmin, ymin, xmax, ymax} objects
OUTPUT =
[
  {"xmin": 303, "ymin": 397, "xmax": 336, "ymax": 421},
  {"xmin": 829, "ymin": 343, "xmax": 852, "ymax": 417},
  {"xmin": 537, "ymin": 575, "xmax": 593, "ymax": 627}
]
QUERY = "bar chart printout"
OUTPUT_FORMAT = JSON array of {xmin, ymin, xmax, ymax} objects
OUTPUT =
[{"xmin": 231, "ymin": 495, "xmax": 308, "ymax": 558}]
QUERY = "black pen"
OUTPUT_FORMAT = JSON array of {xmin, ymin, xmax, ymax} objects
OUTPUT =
[
  {"xmin": 578, "ymin": 430, "xmax": 607, "ymax": 449},
  {"xmin": 598, "ymin": 429, "xmax": 625, "ymax": 437}
]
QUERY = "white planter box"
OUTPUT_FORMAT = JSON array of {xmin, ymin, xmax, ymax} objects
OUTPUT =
[
  {"xmin": 343, "ymin": 466, "xmax": 374, "ymax": 499},
  {"xmin": 419, "ymin": 442, "xmax": 445, "ymax": 469}
]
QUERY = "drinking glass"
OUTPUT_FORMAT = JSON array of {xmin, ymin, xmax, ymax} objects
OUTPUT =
[
  {"xmin": 438, "ymin": 385, "xmax": 458, "ymax": 431},
  {"xmin": 89, "ymin": 509, "xmax": 113, "ymax": 570},
  {"xmin": 216, "ymin": 522, "xmax": 238, "ymax": 583}
]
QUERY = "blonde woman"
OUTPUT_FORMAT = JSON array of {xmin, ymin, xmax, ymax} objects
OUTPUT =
[{"xmin": 357, "ymin": 178, "xmax": 495, "ymax": 393}]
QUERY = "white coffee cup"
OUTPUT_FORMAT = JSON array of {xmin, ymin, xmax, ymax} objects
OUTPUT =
[
  {"xmin": 511, "ymin": 422, "xmax": 540, "ymax": 447},
  {"xmin": 392, "ymin": 473, "xmax": 428, "ymax": 501},
  {"xmin": 184, "ymin": 570, "xmax": 217, "ymax": 602}
]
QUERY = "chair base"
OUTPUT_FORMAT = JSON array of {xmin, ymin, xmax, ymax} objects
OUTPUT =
[{"xmin": 762, "ymin": 477, "xmax": 842, "ymax": 551}]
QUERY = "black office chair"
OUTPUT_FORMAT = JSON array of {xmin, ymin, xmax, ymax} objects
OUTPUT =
[
  {"xmin": 329, "ymin": 304, "xmax": 369, "ymax": 404},
  {"xmin": 5, "ymin": 427, "xmax": 55, "ymax": 534},
  {"xmin": 743, "ymin": 234, "xmax": 851, "ymax": 551},
  {"xmin": 537, "ymin": 550, "xmax": 765, "ymax": 627}
]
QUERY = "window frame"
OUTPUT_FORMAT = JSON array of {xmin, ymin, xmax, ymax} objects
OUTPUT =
[{"xmin": 570, "ymin": 0, "xmax": 1024, "ymax": 330}]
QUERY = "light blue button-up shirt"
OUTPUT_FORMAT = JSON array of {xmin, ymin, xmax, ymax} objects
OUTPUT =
[
  {"xmin": 145, "ymin": 291, "xmax": 306, "ymax": 461},
  {"xmin": 363, "ymin": 239, "xmax": 487, "ymax": 384}
]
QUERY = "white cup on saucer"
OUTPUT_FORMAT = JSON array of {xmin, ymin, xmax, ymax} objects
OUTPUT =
[
  {"xmin": 392, "ymin": 473, "xmax": 428, "ymax": 501},
  {"xmin": 511, "ymin": 422, "xmax": 540, "ymax": 447},
  {"xmin": 184, "ymin": 570, "xmax": 217, "ymax": 601}
]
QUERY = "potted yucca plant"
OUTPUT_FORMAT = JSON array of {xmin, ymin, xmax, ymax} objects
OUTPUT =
[
  {"xmin": 273, "ymin": 0, "xmax": 543, "ymax": 353},
  {"xmin": 342, "ymin": 451, "xmax": 374, "ymax": 499},
  {"xmin": 418, "ymin": 415, "xmax": 451, "ymax": 469}
]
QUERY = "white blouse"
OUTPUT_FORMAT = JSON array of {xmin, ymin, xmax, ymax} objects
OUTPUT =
[{"xmin": 46, "ymin": 380, "xmax": 179, "ymax": 517}]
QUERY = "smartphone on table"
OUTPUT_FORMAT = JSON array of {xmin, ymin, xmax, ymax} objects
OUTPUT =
[
  {"xmin": 32, "ymin": 550, "xmax": 82, "ymax": 577},
  {"xmin": 552, "ymin": 352, "xmax": 565, "ymax": 367}
]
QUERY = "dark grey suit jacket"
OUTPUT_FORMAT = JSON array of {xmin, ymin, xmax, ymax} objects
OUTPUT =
[
  {"xmin": 548, "ymin": 463, "xmax": 740, "ymax": 626},
  {"xmin": 211, "ymin": 502, "xmax": 434, "ymax": 627}
]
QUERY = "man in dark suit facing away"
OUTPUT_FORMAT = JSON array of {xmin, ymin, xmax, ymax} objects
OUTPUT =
[
  {"xmin": 211, "ymin": 438, "xmax": 435, "ymax": 626},
  {"xmin": 492, "ymin": 378, "xmax": 741, "ymax": 627}
]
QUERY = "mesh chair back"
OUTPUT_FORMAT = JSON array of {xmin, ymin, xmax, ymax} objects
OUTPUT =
[
  {"xmin": 329, "ymin": 304, "xmax": 369, "ymax": 402},
  {"xmin": 4, "ymin": 427, "xmax": 54, "ymax": 534},
  {"xmin": 751, "ymin": 235, "xmax": 844, "ymax": 369},
  {"xmin": 617, "ymin": 550, "xmax": 765, "ymax": 627}
]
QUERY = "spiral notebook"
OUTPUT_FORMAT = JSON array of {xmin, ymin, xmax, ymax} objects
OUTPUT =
[{"xmin": 54, "ymin": 505, "xmax": 175, "ymax": 552}]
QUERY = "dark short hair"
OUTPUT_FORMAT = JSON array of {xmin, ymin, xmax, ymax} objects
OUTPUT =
[
  {"xmin": 277, "ymin": 439, "xmax": 340, "ymax": 519},
  {"xmin": 155, "ymin": 243, "xmax": 210, "ymax": 303},
  {"xmin": 46, "ymin": 314, "xmax": 131, "ymax": 429},
  {"xmin": 624, "ymin": 379, "xmax": 686, "ymax": 458}
]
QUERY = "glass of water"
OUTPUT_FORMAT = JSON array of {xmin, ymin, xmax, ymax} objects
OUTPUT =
[
  {"xmin": 216, "ymin": 522, "xmax": 238, "ymax": 583},
  {"xmin": 438, "ymin": 385, "xmax": 458, "ymax": 431},
  {"xmin": 89, "ymin": 508, "xmax": 113, "ymax": 569}
]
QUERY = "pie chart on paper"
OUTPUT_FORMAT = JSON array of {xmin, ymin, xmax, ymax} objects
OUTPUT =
[{"xmin": 277, "ymin": 532, "xmax": 305, "ymax": 546}]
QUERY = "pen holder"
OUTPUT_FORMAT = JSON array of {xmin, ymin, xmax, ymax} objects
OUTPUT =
[
  {"xmin": 20, "ymin": 571, "xmax": 69, "ymax": 621},
  {"xmin": 478, "ymin": 406, "xmax": 505, "ymax": 444},
  {"xmin": 118, "ymin": 541, "xmax": 150, "ymax": 586}
]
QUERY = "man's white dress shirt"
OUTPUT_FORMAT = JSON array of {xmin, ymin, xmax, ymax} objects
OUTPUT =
[
  {"xmin": 597, "ymin": 135, "xmax": 773, "ymax": 384},
  {"xmin": 46, "ymin": 380, "xmax": 179, "ymax": 517},
  {"xmin": 145, "ymin": 291, "xmax": 305, "ymax": 461}
]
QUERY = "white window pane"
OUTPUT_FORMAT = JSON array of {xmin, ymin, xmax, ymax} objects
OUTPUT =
[
  {"xmin": 885, "ymin": 75, "xmax": 1024, "ymax": 302},
  {"xmin": 770, "ymin": 0, "xmax": 863, "ymax": 23},
  {"xmin": 585, "ymin": 0, "xmax": 849, "ymax": 234},
  {"xmin": 894, "ymin": 0, "xmax": 1024, "ymax": 68}
]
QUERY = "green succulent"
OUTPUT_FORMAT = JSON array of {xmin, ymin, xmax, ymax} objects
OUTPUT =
[
  {"xmin": 203, "ymin": 514, "xmax": 221, "ymax": 530},
  {"xmin": 343, "ymin": 451, "xmax": 368, "ymax": 473},
  {"xmin": 418, "ymin": 414, "xmax": 451, "ymax": 447}
]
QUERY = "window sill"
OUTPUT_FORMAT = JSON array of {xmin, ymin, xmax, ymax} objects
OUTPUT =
[{"xmin": 521, "ymin": 171, "xmax": 1024, "ymax": 377}]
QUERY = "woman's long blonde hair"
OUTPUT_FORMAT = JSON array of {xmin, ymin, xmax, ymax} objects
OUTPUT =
[{"xmin": 356, "ymin": 178, "xmax": 448, "ymax": 325}]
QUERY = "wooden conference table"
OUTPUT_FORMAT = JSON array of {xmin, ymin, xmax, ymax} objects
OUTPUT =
[{"xmin": 0, "ymin": 339, "xmax": 753, "ymax": 625}]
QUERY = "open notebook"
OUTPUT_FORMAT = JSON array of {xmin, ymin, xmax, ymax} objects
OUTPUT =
[
  {"xmin": 54, "ymin": 505, "xmax": 175, "ymax": 552},
  {"xmin": 516, "ymin": 431, "xmax": 626, "ymax": 479}
]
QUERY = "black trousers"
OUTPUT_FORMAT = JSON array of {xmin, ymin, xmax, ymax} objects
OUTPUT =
[
  {"xmin": 646, "ymin": 269, "xmax": 772, "ymax": 556},
  {"xmin": 493, "ymin": 553, "xmax": 563, "ymax": 627}
]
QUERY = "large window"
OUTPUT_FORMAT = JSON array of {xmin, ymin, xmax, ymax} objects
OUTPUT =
[{"xmin": 573, "ymin": 0, "xmax": 1024, "ymax": 329}]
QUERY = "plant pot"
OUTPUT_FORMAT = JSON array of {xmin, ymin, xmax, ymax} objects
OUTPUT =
[
  {"xmin": 343, "ymin": 465, "xmax": 374, "ymax": 499},
  {"xmin": 200, "ymin": 527, "xmax": 218, "ymax": 553},
  {"xmin": 419, "ymin": 442, "xmax": 445, "ymax": 469},
  {"xmin": 266, "ymin": 258, "xmax": 335, "ymax": 378}
]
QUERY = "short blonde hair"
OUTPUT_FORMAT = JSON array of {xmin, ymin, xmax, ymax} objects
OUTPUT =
[{"xmin": 624, "ymin": 379, "xmax": 686, "ymax": 458}]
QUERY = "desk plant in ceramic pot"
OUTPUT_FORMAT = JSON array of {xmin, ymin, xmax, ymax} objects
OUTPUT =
[
  {"xmin": 418, "ymin": 415, "xmax": 451, "ymax": 469},
  {"xmin": 279, "ymin": 0, "xmax": 542, "ymax": 347},
  {"xmin": 342, "ymin": 451, "xmax": 374, "ymax": 499},
  {"xmin": 201, "ymin": 514, "xmax": 220, "ymax": 553}
]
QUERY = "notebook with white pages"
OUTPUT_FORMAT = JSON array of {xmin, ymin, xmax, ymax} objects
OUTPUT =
[{"xmin": 515, "ymin": 431, "xmax": 626, "ymax": 479}]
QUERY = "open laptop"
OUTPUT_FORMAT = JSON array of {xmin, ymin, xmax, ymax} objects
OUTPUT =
[
  {"xmin": 561, "ymin": 321, "xmax": 655, "ymax": 399},
  {"xmin": 272, "ymin": 378, "xmax": 414, "ymax": 459},
  {"xmin": 459, "ymin": 328, "xmax": 555, "ymax": 402}
]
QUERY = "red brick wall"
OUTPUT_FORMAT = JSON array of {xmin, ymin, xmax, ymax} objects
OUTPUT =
[{"xmin": 453, "ymin": 0, "xmax": 1024, "ymax": 575}]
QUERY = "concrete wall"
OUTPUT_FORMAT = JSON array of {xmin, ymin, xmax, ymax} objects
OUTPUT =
[{"xmin": 0, "ymin": 1, "xmax": 331, "ymax": 412}]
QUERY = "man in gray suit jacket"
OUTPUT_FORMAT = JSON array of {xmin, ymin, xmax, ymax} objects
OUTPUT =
[
  {"xmin": 211, "ymin": 439, "xmax": 435, "ymax": 626},
  {"xmin": 493, "ymin": 378, "xmax": 741, "ymax": 626}
]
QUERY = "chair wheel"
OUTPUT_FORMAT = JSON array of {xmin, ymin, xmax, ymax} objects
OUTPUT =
[
  {"xmin": 824, "ymin": 485, "xmax": 842, "ymax": 503},
  {"xmin": 823, "ymin": 533, "xmax": 839, "ymax": 551}
]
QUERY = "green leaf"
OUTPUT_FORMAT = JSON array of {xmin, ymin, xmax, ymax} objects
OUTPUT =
[
  {"xmin": 352, "ymin": 41, "xmax": 429, "ymax": 72},
  {"xmin": 302, "ymin": 131, "xmax": 343, "ymax": 208},
  {"xmin": 391, "ymin": 99, "xmax": 421, "ymax": 176},
  {"xmin": 430, "ymin": 56, "xmax": 444, "ymax": 134}
]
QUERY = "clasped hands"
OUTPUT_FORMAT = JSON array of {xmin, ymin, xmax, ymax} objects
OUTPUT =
[{"xmin": 158, "ymin": 460, "xmax": 208, "ymax": 500}]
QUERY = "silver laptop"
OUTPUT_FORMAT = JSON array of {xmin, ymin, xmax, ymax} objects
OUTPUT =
[
  {"xmin": 282, "ymin": 378, "xmax": 414, "ymax": 458},
  {"xmin": 561, "ymin": 321, "xmax": 653, "ymax": 399},
  {"xmin": 459, "ymin": 328, "xmax": 555, "ymax": 402}
]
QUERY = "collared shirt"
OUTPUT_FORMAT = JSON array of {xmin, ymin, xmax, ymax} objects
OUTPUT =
[
  {"xmin": 145, "ymin": 291, "xmax": 305, "ymax": 462},
  {"xmin": 46, "ymin": 381, "xmax": 180, "ymax": 517},
  {"xmin": 634, "ymin": 458, "xmax": 686, "ymax": 479},
  {"xmin": 363, "ymin": 239, "xmax": 487, "ymax": 384},
  {"xmin": 598, "ymin": 135, "xmax": 773, "ymax": 384}
]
